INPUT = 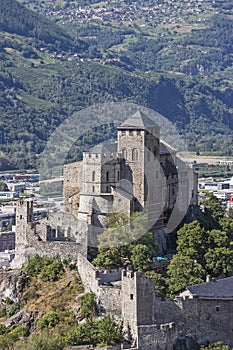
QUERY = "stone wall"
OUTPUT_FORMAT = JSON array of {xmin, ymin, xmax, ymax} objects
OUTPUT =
[
  {"xmin": 63, "ymin": 161, "xmax": 82, "ymax": 217},
  {"xmin": 153, "ymin": 298, "xmax": 183, "ymax": 325},
  {"xmin": 77, "ymin": 254, "xmax": 122, "ymax": 318},
  {"xmin": 98, "ymin": 269, "xmax": 122, "ymax": 284},
  {"xmin": 12, "ymin": 235, "xmax": 83, "ymax": 268},
  {"xmin": 180, "ymin": 297, "xmax": 233, "ymax": 346},
  {"xmin": 137, "ymin": 324, "xmax": 177, "ymax": 350},
  {"xmin": 112, "ymin": 188, "xmax": 131, "ymax": 217},
  {"xmin": 121, "ymin": 271, "xmax": 138, "ymax": 345},
  {"xmin": 41, "ymin": 211, "xmax": 88, "ymax": 245},
  {"xmin": 77, "ymin": 254, "xmax": 99, "ymax": 294},
  {"xmin": 118, "ymin": 129, "xmax": 145, "ymax": 208},
  {"xmin": 135, "ymin": 272, "xmax": 156, "ymax": 326},
  {"xmin": 98, "ymin": 285, "xmax": 122, "ymax": 319}
]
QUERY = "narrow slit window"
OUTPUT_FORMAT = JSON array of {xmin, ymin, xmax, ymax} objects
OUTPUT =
[
  {"xmin": 122, "ymin": 148, "xmax": 127, "ymax": 160},
  {"xmin": 132, "ymin": 148, "xmax": 138, "ymax": 162}
]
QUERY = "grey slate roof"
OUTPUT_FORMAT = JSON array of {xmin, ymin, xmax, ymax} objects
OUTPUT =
[
  {"xmin": 186, "ymin": 276, "xmax": 233, "ymax": 299},
  {"xmin": 160, "ymin": 141, "xmax": 176, "ymax": 155},
  {"xmin": 118, "ymin": 111, "xmax": 159, "ymax": 130},
  {"xmin": 90, "ymin": 142, "xmax": 117, "ymax": 154}
]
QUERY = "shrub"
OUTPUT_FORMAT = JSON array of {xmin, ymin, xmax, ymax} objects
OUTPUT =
[
  {"xmin": 39, "ymin": 260, "xmax": 64, "ymax": 282},
  {"xmin": 79, "ymin": 292, "xmax": 96, "ymax": 320},
  {"xmin": 37, "ymin": 311, "xmax": 60, "ymax": 329},
  {"xmin": 25, "ymin": 255, "xmax": 64, "ymax": 281},
  {"xmin": 0, "ymin": 325, "xmax": 7, "ymax": 336}
]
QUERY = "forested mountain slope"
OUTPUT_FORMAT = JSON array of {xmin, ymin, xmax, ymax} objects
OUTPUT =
[
  {"xmin": 0, "ymin": 0, "xmax": 85, "ymax": 51},
  {"xmin": 0, "ymin": 0, "xmax": 232, "ymax": 170}
]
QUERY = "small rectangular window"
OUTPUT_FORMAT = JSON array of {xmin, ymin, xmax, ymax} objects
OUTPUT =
[
  {"xmin": 121, "ymin": 130, "xmax": 126, "ymax": 135},
  {"xmin": 129, "ymin": 130, "xmax": 133, "ymax": 136},
  {"xmin": 130, "ymin": 294, "xmax": 134, "ymax": 300},
  {"xmin": 216, "ymin": 306, "xmax": 220, "ymax": 311},
  {"xmin": 137, "ymin": 130, "xmax": 141, "ymax": 136}
]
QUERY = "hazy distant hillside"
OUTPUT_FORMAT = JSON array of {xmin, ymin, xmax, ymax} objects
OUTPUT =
[
  {"xmin": 0, "ymin": 0, "xmax": 85, "ymax": 51},
  {"xmin": 18, "ymin": 0, "xmax": 233, "ymax": 77},
  {"xmin": 0, "ymin": 0, "xmax": 232, "ymax": 170}
]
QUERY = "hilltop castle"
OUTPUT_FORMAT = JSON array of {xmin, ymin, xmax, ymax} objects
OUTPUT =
[
  {"xmin": 12, "ymin": 199, "xmax": 233, "ymax": 350},
  {"xmin": 11, "ymin": 111, "xmax": 233, "ymax": 350},
  {"xmin": 13, "ymin": 110, "xmax": 199, "ymax": 265},
  {"xmin": 64, "ymin": 110, "xmax": 198, "ymax": 247}
]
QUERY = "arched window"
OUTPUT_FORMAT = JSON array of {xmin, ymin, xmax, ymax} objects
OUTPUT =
[
  {"xmin": 92, "ymin": 171, "xmax": 95, "ymax": 182},
  {"xmin": 132, "ymin": 148, "xmax": 138, "ymax": 161},
  {"xmin": 122, "ymin": 148, "xmax": 127, "ymax": 160},
  {"xmin": 106, "ymin": 171, "xmax": 109, "ymax": 182}
]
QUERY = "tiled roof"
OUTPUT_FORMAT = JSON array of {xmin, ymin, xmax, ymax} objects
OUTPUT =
[
  {"xmin": 90, "ymin": 142, "xmax": 117, "ymax": 154},
  {"xmin": 187, "ymin": 276, "xmax": 233, "ymax": 299},
  {"xmin": 118, "ymin": 111, "xmax": 159, "ymax": 130}
]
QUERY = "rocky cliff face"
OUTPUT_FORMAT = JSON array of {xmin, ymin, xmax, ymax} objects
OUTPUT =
[{"xmin": 0, "ymin": 270, "xmax": 28, "ymax": 303}]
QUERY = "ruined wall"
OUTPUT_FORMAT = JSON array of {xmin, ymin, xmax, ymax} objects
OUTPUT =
[
  {"xmin": 98, "ymin": 285, "xmax": 122, "ymax": 319},
  {"xmin": 12, "ymin": 234, "xmax": 84, "ymax": 269},
  {"xmin": 98, "ymin": 269, "xmax": 122, "ymax": 284},
  {"xmin": 77, "ymin": 254, "xmax": 99, "ymax": 294},
  {"xmin": 77, "ymin": 254, "xmax": 122, "ymax": 318},
  {"xmin": 137, "ymin": 324, "xmax": 177, "ymax": 350},
  {"xmin": 40, "ymin": 211, "xmax": 88, "ymax": 245},
  {"xmin": 121, "ymin": 271, "xmax": 138, "ymax": 346}
]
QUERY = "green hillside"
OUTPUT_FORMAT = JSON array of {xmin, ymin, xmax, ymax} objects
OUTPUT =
[
  {"xmin": 0, "ymin": 0, "xmax": 85, "ymax": 52},
  {"xmin": 0, "ymin": 0, "xmax": 232, "ymax": 170}
]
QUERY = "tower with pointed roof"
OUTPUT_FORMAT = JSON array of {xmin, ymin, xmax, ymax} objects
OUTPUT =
[{"xmin": 117, "ymin": 110, "xmax": 160, "ymax": 211}]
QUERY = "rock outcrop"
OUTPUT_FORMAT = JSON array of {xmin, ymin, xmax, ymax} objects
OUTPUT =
[{"xmin": 0, "ymin": 270, "xmax": 28, "ymax": 303}]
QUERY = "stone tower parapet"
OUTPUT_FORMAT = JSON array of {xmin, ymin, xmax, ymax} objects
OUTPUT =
[{"xmin": 15, "ymin": 200, "xmax": 33, "ymax": 248}]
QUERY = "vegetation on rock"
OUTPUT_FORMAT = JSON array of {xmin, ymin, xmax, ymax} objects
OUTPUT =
[{"xmin": 0, "ymin": 256, "xmax": 123, "ymax": 349}]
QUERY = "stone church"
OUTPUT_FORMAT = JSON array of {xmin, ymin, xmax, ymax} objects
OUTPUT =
[{"xmin": 64, "ymin": 110, "xmax": 198, "ymax": 240}]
